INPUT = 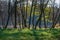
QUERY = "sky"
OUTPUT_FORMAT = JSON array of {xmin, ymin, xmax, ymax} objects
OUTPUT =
[
  {"xmin": 56, "ymin": 0, "xmax": 59, "ymax": 4},
  {"xmin": 55, "ymin": 0, "xmax": 59, "ymax": 7},
  {"xmin": 2, "ymin": 0, "xmax": 59, "ymax": 6},
  {"xmin": 10, "ymin": 0, "xmax": 60, "ymax": 4}
]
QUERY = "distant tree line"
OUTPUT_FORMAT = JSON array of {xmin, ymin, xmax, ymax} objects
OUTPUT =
[{"xmin": 0, "ymin": 0, "xmax": 60, "ymax": 29}]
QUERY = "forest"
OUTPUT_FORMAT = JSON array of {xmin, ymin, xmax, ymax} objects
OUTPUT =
[{"xmin": 0, "ymin": 0, "xmax": 60, "ymax": 40}]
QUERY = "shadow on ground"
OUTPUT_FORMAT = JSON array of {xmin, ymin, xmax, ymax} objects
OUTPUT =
[{"xmin": 0, "ymin": 28, "xmax": 60, "ymax": 40}]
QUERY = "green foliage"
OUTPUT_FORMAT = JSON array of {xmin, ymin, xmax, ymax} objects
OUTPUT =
[{"xmin": 0, "ymin": 28, "xmax": 60, "ymax": 40}]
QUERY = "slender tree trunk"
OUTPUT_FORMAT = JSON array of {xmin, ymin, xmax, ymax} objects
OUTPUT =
[
  {"xmin": 14, "ymin": 0, "xmax": 17, "ymax": 28},
  {"xmin": 29, "ymin": 0, "xmax": 34, "ymax": 29},
  {"xmin": 32, "ymin": 0, "xmax": 37, "ymax": 29},
  {"xmin": 52, "ymin": 0, "xmax": 55, "ymax": 28},
  {"xmin": 4, "ymin": 0, "xmax": 11, "ymax": 28},
  {"xmin": 25, "ymin": 0, "xmax": 28, "ymax": 28}
]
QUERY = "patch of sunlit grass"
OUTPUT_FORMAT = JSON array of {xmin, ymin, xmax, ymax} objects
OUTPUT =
[
  {"xmin": 0, "ymin": 28, "xmax": 60, "ymax": 40},
  {"xmin": 3, "ymin": 29, "xmax": 19, "ymax": 34}
]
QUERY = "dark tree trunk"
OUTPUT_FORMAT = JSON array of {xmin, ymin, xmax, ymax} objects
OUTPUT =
[
  {"xmin": 14, "ymin": 0, "xmax": 17, "ymax": 28},
  {"xmin": 29, "ymin": 0, "xmax": 34, "ymax": 29},
  {"xmin": 4, "ymin": 0, "xmax": 11, "ymax": 28},
  {"xmin": 32, "ymin": 0, "xmax": 37, "ymax": 29}
]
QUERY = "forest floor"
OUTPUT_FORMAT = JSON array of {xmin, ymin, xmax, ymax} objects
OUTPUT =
[{"xmin": 0, "ymin": 28, "xmax": 60, "ymax": 40}]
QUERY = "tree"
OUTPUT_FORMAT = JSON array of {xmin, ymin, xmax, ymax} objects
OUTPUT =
[
  {"xmin": 4, "ymin": 0, "xmax": 11, "ymax": 28},
  {"xmin": 35, "ymin": 0, "xmax": 50, "ymax": 29},
  {"xmin": 29, "ymin": 0, "xmax": 34, "ymax": 29},
  {"xmin": 14, "ymin": 0, "xmax": 17, "ymax": 28}
]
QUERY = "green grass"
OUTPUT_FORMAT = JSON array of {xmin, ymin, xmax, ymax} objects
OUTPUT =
[{"xmin": 0, "ymin": 28, "xmax": 60, "ymax": 40}]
